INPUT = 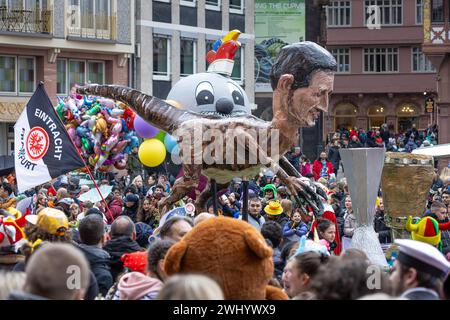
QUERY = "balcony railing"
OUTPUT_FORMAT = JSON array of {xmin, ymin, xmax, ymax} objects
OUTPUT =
[
  {"xmin": 67, "ymin": 13, "xmax": 117, "ymax": 41},
  {"xmin": 0, "ymin": 7, "xmax": 52, "ymax": 34}
]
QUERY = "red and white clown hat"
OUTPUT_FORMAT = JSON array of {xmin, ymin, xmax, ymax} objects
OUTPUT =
[{"xmin": 206, "ymin": 30, "xmax": 241, "ymax": 77}]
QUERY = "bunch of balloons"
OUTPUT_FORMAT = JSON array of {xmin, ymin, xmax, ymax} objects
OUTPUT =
[
  {"xmin": 57, "ymin": 93, "xmax": 140, "ymax": 172},
  {"xmin": 57, "ymin": 93, "xmax": 181, "ymax": 171},
  {"xmin": 133, "ymin": 114, "xmax": 179, "ymax": 168}
]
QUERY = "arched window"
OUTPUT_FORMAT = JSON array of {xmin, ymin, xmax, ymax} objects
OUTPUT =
[
  {"xmin": 334, "ymin": 102, "xmax": 357, "ymax": 131},
  {"xmin": 397, "ymin": 103, "xmax": 420, "ymax": 133},
  {"xmin": 368, "ymin": 104, "xmax": 386, "ymax": 130}
]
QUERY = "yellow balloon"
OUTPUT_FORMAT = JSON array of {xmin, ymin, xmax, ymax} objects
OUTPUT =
[{"xmin": 138, "ymin": 139, "xmax": 166, "ymax": 167}]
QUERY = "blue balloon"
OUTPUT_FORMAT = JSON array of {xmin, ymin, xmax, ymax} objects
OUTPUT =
[{"xmin": 164, "ymin": 134, "xmax": 178, "ymax": 153}]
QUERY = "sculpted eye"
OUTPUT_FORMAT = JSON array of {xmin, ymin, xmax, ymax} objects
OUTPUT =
[
  {"xmin": 196, "ymin": 82, "xmax": 214, "ymax": 105},
  {"xmin": 228, "ymin": 83, "xmax": 244, "ymax": 106}
]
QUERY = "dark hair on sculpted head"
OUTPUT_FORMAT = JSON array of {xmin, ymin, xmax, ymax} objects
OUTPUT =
[{"xmin": 270, "ymin": 41, "xmax": 337, "ymax": 91}]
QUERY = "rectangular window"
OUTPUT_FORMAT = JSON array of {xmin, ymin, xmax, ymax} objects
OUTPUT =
[
  {"xmin": 0, "ymin": 56, "xmax": 16, "ymax": 93},
  {"xmin": 153, "ymin": 36, "xmax": 170, "ymax": 79},
  {"xmin": 230, "ymin": 0, "xmax": 243, "ymax": 13},
  {"xmin": 327, "ymin": 1, "xmax": 351, "ymax": 27},
  {"xmin": 206, "ymin": 0, "xmax": 220, "ymax": 11},
  {"xmin": 18, "ymin": 56, "xmax": 35, "ymax": 93},
  {"xmin": 57, "ymin": 59, "xmax": 67, "ymax": 95},
  {"xmin": 412, "ymin": 47, "xmax": 436, "ymax": 72},
  {"xmin": 416, "ymin": 0, "xmax": 423, "ymax": 24},
  {"xmin": 364, "ymin": 0, "xmax": 402, "ymax": 25},
  {"xmin": 331, "ymin": 48, "xmax": 350, "ymax": 73},
  {"xmin": 431, "ymin": 0, "xmax": 443, "ymax": 22},
  {"xmin": 364, "ymin": 48, "xmax": 399, "ymax": 73},
  {"xmin": 180, "ymin": 0, "xmax": 195, "ymax": 7},
  {"xmin": 231, "ymin": 46, "xmax": 243, "ymax": 83},
  {"xmin": 69, "ymin": 60, "xmax": 85, "ymax": 89},
  {"xmin": 180, "ymin": 39, "xmax": 196, "ymax": 77},
  {"xmin": 87, "ymin": 61, "xmax": 105, "ymax": 84}
]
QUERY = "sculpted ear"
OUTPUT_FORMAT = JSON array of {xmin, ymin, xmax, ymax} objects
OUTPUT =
[
  {"xmin": 277, "ymin": 74, "xmax": 294, "ymax": 92},
  {"xmin": 164, "ymin": 240, "xmax": 188, "ymax": 275},
  {"xmin": 244, "ymin": 229, "xmax": 272, "ymax": 259}
]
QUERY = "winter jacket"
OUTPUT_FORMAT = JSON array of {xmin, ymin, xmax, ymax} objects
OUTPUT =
[
  {"xmin": 348, "ymin": 140, "xmax": 363, "ymax": 148},
  {"xmin": 103, "ymin": 236, "xmax": 143, "ymax": 281},
  {"xmin": 373, "ymin": 210, "xmax": 392, "ymax": 244},
  {"xmin": 136, "ymin": 210, "xmax": 159, "ymax": 230},
  {"xmin": 78, "ymin": 243, "xmax": 113, "ymax": 296},
  {"xmin": 239, "ymin": 214, "xmax": 265, "ymax": 231},
  {"xmin": 300, "ymin": 163, "xmax": 312, "ymax": 176},
  {"xmin": 312, "ymin": 160, "xmax": 334, "ymax": 181},
  {"xmin": 122, "ymin": 202, "xmax": 139, "ymax": 222},
  {"xmin": 112, "ymin": 272, "xmax": 163, "ymax": 300},
  {"xmin": 327, "ymin": 146, "xmax": 341, "ymax": 171},
  {"xmin": 108, "ymin": 198, "xmax": 124, "ymax": 222},
  {"xmin": 343, "ymin": 210, "xmax": 357, "ymax": 238},
  {"xmin": 283, "ymin": 220, "xmax": 308, "ymax": 243}
]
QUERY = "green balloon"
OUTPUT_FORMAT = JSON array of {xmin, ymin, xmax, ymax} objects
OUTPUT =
[{"xmin": 155, "ymin": 131, "xmax": 166, "ymax": 142}]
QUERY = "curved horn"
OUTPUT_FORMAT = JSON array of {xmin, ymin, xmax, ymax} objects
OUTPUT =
[{"xmin": 76, "ymin": 85, "xmax": 200, "ymax": 134}]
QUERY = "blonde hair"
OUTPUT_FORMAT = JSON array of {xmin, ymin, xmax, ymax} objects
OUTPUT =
[
  {"xmin": 0, "ymin": 271, "xmax": 26, "ymax": 300},
  {"xmin": 440, "ymin": 167, "xmax": 450, "ymax": 184},
  {"xmin": 281, "ymin": 199, "xmax": 293, "ymax": 217},
  {"xmin": 157, "ymin": 274, "xmax": 224, "ymax": 300},
  {"xmin": 132, "ymin": 175, "xmax": 143, "ymax": 185}
]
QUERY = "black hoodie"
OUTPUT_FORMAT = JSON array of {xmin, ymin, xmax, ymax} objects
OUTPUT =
[
  {"xmin": 78, "ymin": 243, "xmax": 113, "ymax": 296},
  {"xmin": 103, "ymin": 236, "xmax": 142, "ymax": 281}
]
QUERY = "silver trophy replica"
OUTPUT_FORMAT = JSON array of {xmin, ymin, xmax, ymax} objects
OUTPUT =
[{"xmin": 340, "ymin": 148, "xmax": 388, "ymax": 267}]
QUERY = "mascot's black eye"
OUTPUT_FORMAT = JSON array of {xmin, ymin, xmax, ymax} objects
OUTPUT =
[
  {"xmin": 228, "ymin": 83, "xmax": 245, "ymax": 106},
  {"xmin": 195, "ymin": 82, "xmax": 214, "ymax": 105}
]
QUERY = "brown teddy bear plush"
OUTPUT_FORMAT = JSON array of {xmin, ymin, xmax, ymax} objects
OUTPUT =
[{"xmin": 164, "ymin": 216, "xmax": 288, "ymax": 300}]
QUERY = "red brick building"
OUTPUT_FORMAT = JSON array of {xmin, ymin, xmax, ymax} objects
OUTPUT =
[{"xmin": 325, "ymin": 0, "xmax": 436, "ymax": 139}]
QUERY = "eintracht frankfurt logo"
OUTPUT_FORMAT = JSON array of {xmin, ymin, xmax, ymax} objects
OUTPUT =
[{"xmin": 26, "ymin": 127, "xmax": 49, "ymax": 161}]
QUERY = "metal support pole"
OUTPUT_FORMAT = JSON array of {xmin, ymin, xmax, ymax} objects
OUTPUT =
[{"xmin": 242, "ymin": 180, "xmax": 249, "ymax": 222}]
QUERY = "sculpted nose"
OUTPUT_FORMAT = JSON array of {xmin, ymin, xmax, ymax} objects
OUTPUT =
[{"xmin": 215, "ymin": 98, "xmax": 234, "ymax": 114}]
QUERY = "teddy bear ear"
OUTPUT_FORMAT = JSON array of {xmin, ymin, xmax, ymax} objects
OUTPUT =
[
  {"xmin": 244, "ymin": 229, "xmax": 272, "ymax": 259},
  {"xmin": 164, "ymin": 240, "xmax": 188, "ymax": 275}
]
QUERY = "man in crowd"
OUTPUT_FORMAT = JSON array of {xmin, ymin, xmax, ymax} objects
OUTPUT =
[
  {"xmin": 159, "ymin": 216, "xmax": 193, "ymax": 242},
  {"xmin": 425, "ymin": 201, "xmax": 450, "ymax": 255},
  {"xmin": 239, "ymin": 197, "xmax": 265, "ymax": 231},
  {"xmin": 0, "ymin": 183, "xmax": 16, "ymax": 209},
  {"xmin": 78, "ymin": 214, "xmax": 113, "ymax": 296},
  {"xmin": 9, "ymin": 243, "xmax": 90, "ymax": 300},
  {"xmin": 327, "ymin": 139, "xmax": 341, "ymax": 176},
  {"xmin": 103, "ymin": 216, "xmax": 142, "ymax": 281},
  {"xmin": 390, "ymin": 239, "xmax": 450, "ymax": 300}
]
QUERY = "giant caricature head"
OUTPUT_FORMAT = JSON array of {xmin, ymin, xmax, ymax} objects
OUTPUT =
[
  {"xmin": 269, "ymin": 42, "xmax": 337, "ymax": 127},
  {"xmin": 167, "ymin": 30, "xmax": 251, "ymax": 118},
  {"xmin": 167, "ymin": 73, "xmax": 251, "ymax": 117}
]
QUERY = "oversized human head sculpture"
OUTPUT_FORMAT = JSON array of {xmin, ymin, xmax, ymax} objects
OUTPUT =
[{"xmin": 269, "ymin": 42, "xmax": 337, "ymax": 127}]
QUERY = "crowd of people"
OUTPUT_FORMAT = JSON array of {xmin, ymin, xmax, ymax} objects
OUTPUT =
[{"xmin": 0, "ymin": 139, "xmax": 449, "ymax": 300}]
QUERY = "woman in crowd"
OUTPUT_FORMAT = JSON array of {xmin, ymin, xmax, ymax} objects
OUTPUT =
[
  {"xmin": 131, "ymin": 175, "xmax": 146, "ymax": 198},
  {"xmin": 300, "ymin": 155, "xmax": 312, "ymax": 177},
  {"xmin": 122, "ymin": 193, "xmax": 140, "ymax": 222},
  {"xmin": 283, "ymin": 210, "xmax": 308, "ymax": 243},
  {"xmin": 343, "ymin": 196, "xmax": 357, "ymax": 242},
  {"xmin": 136, "ymin": 196, "xmax": 160, "ymax": 230},
  {"xmin": 312, "ymin": 152, "xmax": 334, "ymax": 181},
  {"xmin": 157, "ymin": 274, "xmax": 224, "ymax": 300},
  {"xmin": 282, "ymin": 251, "xmax": 330, "ymax": 299},
  {"xmin": 317, "ymin": 219, "xmax": 337, "ymax": 255}
]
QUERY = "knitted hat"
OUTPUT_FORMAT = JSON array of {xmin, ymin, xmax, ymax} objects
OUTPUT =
[
  {"xmin": 406, "ymin": 216, "xmax": 441, "ymax": 247},
  {"xmin": 264, "ymin": 200, "xmax": 283, "ymax": 216},
  {"xmin": 121, "ymin": 251, "xmax": 148, "ymax": 274}
]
